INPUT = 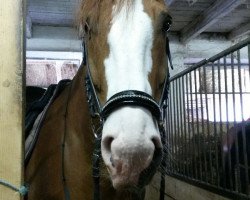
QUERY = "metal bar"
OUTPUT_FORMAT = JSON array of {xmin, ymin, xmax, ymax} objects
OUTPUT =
[
  {"xmin": 182, "ymin": 75, "xmax": 188, "ymax": 177},
  {"xmin": 227, "ymin": 53, "xmax": 239, "ymax": 192},
  {"xmin": 194, "ymin": 69, "xmax": 202, "ymax": 180},
  {"xmin": 248, "ymin": 44, "xmax": 250, "ymax": 82},
  {"xmin": 237, "ymin": 50, "xmax": 249, "ymax": 194},
  {"xmin": 189, "ymin": 92, "xmax": 250, "ymax": 95},
  {"xmin": 212, "ymin": 61, "xmax": 218, "ymax": 184},
  {"xmin": 203, "ymin": 64, "xmax": 213, "ymax": 184},
  {"xmin": 189, "ymin": 71, "xmax": 198, "ymax": 179},
  {"xmin": 208, "ymin": 40, "xmax": 250, "ymax": 63},
  {"xmin": 224, "ymin": 57, "xmax": 233, "ymax": 189},
  {"xmin": 214, "ymin": 62, "xmax": 220, "ymax": 185},
  {"xmin": 173, "ymin": 80, "xmax": 178, "ymax": 173},
  {"xmin": 185, "ymin": 63, "xmax": 249, "ymax": 67},
  {"xmin": 178, "ymin": 77, "xmax": 185, "ymax": 174},
  {"xmin": 217, "ymin": 58, "xmax": 223, "ymax": 187},
  {"xmin": 185, "ymin": 73, "xmax": 192, "ymax": 177},
  {"xmin": 172, "ymin": 82, "xmax": 176, "ymax": 173},
  {"xmin": 232, "ymin": 52, "xmax": 240, "ymax": 192},
  {"xmin": 198, "ymin": 67, "xmax": 208, "ymax": 183},
  {"xmin": 176, "ymin": 79, "xmax": 181, "ymax": 173}
]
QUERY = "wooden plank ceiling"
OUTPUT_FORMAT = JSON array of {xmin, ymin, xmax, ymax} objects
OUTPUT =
[
  {"xmin": 167, "ymin": 0, "xmax": 250, "ymax": 42},
  {"xmin": 27, "ymin": 0, "xmax": 250, "ymax": 42}
]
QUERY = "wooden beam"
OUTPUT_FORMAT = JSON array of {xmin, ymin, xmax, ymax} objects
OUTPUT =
[
  {"xmin": 228, "ymin": 22, "xmax": 250, "ymax": 40},
  {"xmin": 26, "ymin": 14, "xmax": 32, "ymax": 38},
  {"xmin": 165, "ymin": 0, "xmax": 177, "ymax": 6},
  {"xmin": 180, "ymin": 0, "xmax": 245, "ymax": 43},
  {"xmin": 0, "ymin": 0, "xmax": 25, "ymax": 200}
]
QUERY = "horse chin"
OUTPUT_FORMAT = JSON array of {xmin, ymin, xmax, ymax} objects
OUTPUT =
[
  {"xmin": 111, "ymin": 173, "xmax": 140, "ymax": 190},
  {"xmin": 105, "ymin": 164, "xmax": 141, "ymax": 190}
]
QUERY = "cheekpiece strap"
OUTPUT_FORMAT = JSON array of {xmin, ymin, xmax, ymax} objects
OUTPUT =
[
  {"xmin": 85, "ymin": 75, "xmax": 101, "ymax": 117},
  {"xmin": 166, "ymin": 37, "xmax": 173, "ymax": 70},
  {"xmin": 93, "ymin": 136, "xmax": 101, "ymax": 200}
]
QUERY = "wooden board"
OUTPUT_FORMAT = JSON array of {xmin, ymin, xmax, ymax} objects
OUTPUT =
[{"xmin": 0, "ymin": 0, "xmax": 25, "ymax": 200}]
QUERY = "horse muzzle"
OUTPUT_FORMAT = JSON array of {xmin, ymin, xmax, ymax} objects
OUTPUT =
[{"xmin": 101, "ymin": 120, "xmax": 163, "ymax": 189}]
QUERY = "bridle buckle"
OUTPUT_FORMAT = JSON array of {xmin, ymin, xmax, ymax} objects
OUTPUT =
[{"xmin": 91, "ymin": 113, "xmax": 103, "ymax": 139}]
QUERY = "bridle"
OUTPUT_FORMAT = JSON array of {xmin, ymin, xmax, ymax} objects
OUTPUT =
[{"xmin": 82, "ymin": 17, "xmax": 173, "ymax": 200}]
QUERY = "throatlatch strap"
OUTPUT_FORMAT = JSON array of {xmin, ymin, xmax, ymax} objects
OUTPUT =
[{"xmin": 166, "ymin": 37, "xmax": 173, "ymax": 70}]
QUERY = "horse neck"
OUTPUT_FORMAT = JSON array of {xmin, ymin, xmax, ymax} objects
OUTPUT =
[
  {"xmin": 65, "ymin": 66, "xmax": 115, "ymax": 199},
  {"xmin": 65, "ymin": 65, "xmax": 94, "ymax": 155}
]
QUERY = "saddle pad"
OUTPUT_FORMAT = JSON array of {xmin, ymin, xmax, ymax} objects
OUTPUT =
[{"xmin": 25, "ymin": 79, "xmax": 71, "ymax": 166}]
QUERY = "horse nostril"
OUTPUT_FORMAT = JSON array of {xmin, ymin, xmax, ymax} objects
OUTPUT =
[
  {"xmin": 151, "ymin": 136, "xmax": 162, "ymax": 149},
  {"xmin": 110, "ymin": 156, "xmax": 115, "ymax": 167},
  {"xmin": 102, "ymin": 136, "xmax": 114, "ymax": 154}
]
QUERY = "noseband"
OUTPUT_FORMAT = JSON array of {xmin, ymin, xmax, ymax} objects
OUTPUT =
[{"xmin": 82, "ymin": 18, "xmax": 172, "ymax": 200}]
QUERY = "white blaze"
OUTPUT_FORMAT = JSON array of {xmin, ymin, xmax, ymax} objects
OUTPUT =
[
  {"xmin": 104, "ymin": 0, "xmax": 153, "ymax": 98},
  {"xmin": 102, "ymin": 0, "xmax": 161, "ymax": 187}
]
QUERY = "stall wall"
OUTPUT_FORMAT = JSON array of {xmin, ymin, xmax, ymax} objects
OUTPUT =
[{"xmin": 0, "ymin": 0, "xmax": 25, "ymax": 199}]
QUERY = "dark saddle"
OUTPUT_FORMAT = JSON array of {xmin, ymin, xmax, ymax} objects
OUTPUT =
[{"xmin": 25, "ymin": 79, "xmax": 71, "ymax": 165}]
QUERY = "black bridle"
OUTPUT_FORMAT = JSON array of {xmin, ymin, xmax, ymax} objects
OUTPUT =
[{"xmin": 82, "ymin": 19, "xmax": 173, "ymax": 200}]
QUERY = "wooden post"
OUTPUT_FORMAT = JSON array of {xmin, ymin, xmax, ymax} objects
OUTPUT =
[{"xmin": 0, "ymin": 0, "xmax": 25, "ymax": 200}]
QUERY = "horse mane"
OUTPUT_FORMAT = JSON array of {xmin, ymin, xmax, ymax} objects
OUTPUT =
[{"xmin": 76, "ymin": 0, "xmax": 133, "ymax": 35}]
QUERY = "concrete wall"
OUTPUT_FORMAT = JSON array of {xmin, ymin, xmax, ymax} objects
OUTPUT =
[
  {"xmin": 169, "ymin": 34, "xmax": 232, "ymax": 76},
  {"xmin": 27, "ymin": 26, "xmax": 81, "ymax": 52},
  {"xmin": 146, "ymin": 174, "xmax": 231, "ymax": 200},
  {"xmin": 27, "ymin": 25, "xmax": 240, "ymax": 77}
]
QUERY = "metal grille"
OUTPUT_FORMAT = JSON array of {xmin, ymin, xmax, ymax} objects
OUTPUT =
[{"xmin": 166, "ymin": 37, "xmax": 250, "ymax": 199}]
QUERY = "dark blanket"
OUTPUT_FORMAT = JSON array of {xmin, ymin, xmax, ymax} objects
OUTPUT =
[{"xmin": 25, "ymin": 79, "xmax": 71, "ymax": 165}]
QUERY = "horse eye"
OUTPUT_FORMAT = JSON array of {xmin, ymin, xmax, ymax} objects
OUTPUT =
[
  {"xmin": 162, "ymin": 20, "xmax": 172, "ymax": 33},
  {"xmin": 162, "ymin": 15, "xmax": 172, "ymax": 33}
]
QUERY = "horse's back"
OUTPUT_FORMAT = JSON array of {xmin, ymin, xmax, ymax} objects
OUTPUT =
[{"xmin": 25, "ymin": 81, "xmax": 73, "ymax": 200}]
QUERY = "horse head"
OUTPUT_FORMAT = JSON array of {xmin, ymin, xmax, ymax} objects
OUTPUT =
[{"xmin": 78, "ymin": 0, "xmax": 171, "ymax": 191}]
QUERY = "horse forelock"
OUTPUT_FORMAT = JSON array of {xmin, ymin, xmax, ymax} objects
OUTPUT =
[{"xmin": 76, "ymin": 0, "xmax": 134, "ymax": 34}]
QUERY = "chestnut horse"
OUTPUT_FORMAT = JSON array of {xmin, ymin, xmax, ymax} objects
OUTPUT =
[{"xmin": 25, "ymin": 0, "xmax": 172, "ymax": 199}]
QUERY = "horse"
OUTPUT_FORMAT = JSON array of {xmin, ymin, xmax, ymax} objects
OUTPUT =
[
  {"xmin": 25, "ymin": 0, "xmax": 172, "ymax": 199},
  {"xmin": 222, "ymin": 119, "xmax": 250, "ymax": 193}
]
